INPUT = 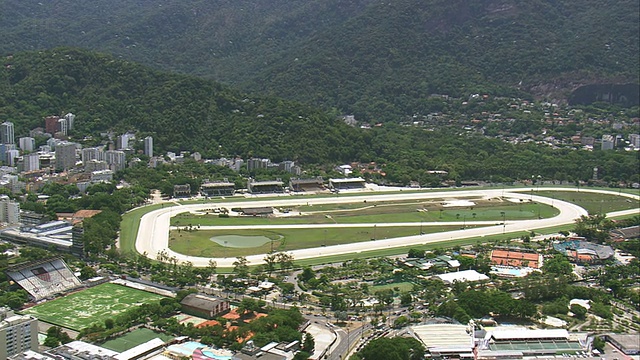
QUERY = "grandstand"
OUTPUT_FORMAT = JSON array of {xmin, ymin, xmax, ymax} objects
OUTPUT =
[
  {"xmin": 478, "ymin": 328, "xmax": 590, "ymax": 357},
  {"xmin": 6, "ymin": 257, "xmax": 81, "ymax": 301},
  {"xmin": 328, "ymin": 177, "xmax": 366, "ymax": 191},
  {"xmin": 247, "ymin": 179, "xmax": 284, "ymax": 194},
  {"xmin": 289, "ymin": 177, "xmax": 325, "ymax": 193},
  {"xmin": 200, "ymin": 180, "xmax": 236, "ymax": 197}
]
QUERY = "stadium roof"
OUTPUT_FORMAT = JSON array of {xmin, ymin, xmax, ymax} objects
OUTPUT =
[
  {"xmin": 487, "ymin": 328, "xmax": 569, "ymax": 341},
  {"xmin": 411, "ymin": 324, "xmax": 473, "ymax": 349},
  {"xmin": 329, "ymin": 177, "xmax": 365, "ymax": 183},
  {"xmin": 435, "ymin": 269, "xmax": 489, "ymax": 284},
  {"xmin": 115, "ymin": 338, "xmax": 165, "ymax": 360}
]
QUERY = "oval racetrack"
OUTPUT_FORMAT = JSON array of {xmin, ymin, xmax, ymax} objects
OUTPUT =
[{"xmin": 135, "ymin": 188, "xmax": 639, "ymax": 267}]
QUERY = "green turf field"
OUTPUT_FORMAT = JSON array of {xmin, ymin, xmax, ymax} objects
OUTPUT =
[
  {"xmin": 169, "ymin": 225, "xmax": 477, "ymax": 257},
  {"xmin": 170, "ymin": 200, "xmax": 558, "ymax": 226},
  {"xmin": 21, "ymin": 283, "xmax": 165, "ymax": 331},
  {"xmin": 100, "ymin": 328, "xmax": 174, "ymax": 352},
  {"xmin": 534, "ymin": 191, "xmax": 639, "ymax": 214}
]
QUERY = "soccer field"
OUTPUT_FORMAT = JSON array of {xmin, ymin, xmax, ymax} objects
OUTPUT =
[
  {"xmin": 21, "ymin": 283, "xmax": 165, "ymax": 331},
  {"xmin": 101, "ymin": 328, "xmax": 174, "ymax": 352}
]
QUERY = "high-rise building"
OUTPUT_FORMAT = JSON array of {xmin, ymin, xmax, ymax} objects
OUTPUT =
[
  {"xmin": 55, "ymin": 141, "xmax": 78, "ymax": 171},
  {"xmin": 601, "ymin": 135, "xmax": 615, "ymax": 150},
  {"xmin": 629, "ymin": 134, "xmax": 640, "ymax": 148},
  {"xmin": 44, "ymin": 116, "xmax": 60, "ymax": 134},
  {"xmin": 18, "ymin": 137, "xmax": 36, "ymax": 152},
  {"xmin": 247, "ymin": 158, "xmax": 270, "ymax": 171},
  {"xmin": 58, "ymin": 118, "xmax": 68, "ymax": 136},
  {"xmin": 5, "ymin": 149, "xmax": 19, "ymax": 167},
  {"xmin": 0, "ymin": 197, "xmax": 20, "ymax": 224},
  {"xmin": 64, "ymin": 112, "xmax": 76, "ymax": 130},
  {"xmin": 117, "ymin": 133, "xmax": 135, "ymax": 150},
  {"xmin": 81, "ymin": 147, "xmax": 104, "ymax": 163},
  {"xmin": 105, "ymin": 150, "xmax": 126, "ymax": 171},
  {"xmin": 23, "ymin": 153, "xmax": 40, "ymax": 172},
  {"xmin": 0, "ymin": 122, "xmax": 15, "ymax": 145},
  {"xmin": 144, "ymin": 136, "xmax": 153, "ymax": 157},
  {"xmin": 0, "ymin": 307, "xmax": 38, "ymax": 359}
]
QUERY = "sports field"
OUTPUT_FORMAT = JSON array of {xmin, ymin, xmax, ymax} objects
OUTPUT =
[
  {"xmin": 21, "ymin": 283, "xmax": 165, "ymax": 331},
  {"xmin": 101, "ymin": 328, "xmax": 174, "ymax": 352}
]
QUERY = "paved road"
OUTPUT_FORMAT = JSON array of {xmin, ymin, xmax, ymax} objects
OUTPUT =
[{"xmin": 135, "ymin": 188, "xmax": 639, "ymax": 267}]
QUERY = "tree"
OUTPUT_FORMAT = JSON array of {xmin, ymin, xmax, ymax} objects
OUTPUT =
[
  {"xmin": 302, "ymin": 333, "xmax": 315, "ymax": 353},
  {"xmin": 357, "ymin": 337, "xmax": 424, "ymax": 360},
  {"xmin": 400, "ymin": 292, "xmax": 413, "ymax": 306},
  {"xmin": 407, "ymin": 248, "xmax": 424, "ymax": 258},
  {"xmin": 300, "ymin": 267, "xmax": 315, "ymax": 282},
  {"xmin": 542, "ymin": 254, "xmax": 573, "ymax": 276},
  {"xmin": 233, "ymin": 256, "xmax": 249, "ymax": 278},
  {"xmin": 570, "ymin": 304, "xmax": 587, "ymax": 319},
  {"xmin": 104, "ymin": 318, "xmax": 115, "ymax": 329},
  {"xmin": 79, "ymin": 265, "xmax": 97, "ymax": 280},
  {"xmin": 276, "ymin": 252, "xmax": 294, "ymax": 272},
  {"xmin": 263, "ymin": 254, "xmax": 277, "ymax": 276}
]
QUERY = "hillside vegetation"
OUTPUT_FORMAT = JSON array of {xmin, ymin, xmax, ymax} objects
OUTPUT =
[
  {"xmin": 0, "ymin": 48, "xmax": 364, "ymax": 163},
  {"xmin": 1, "ymin": 0, "xmax": 637, "ymax": 121},
  {"xmin": 1, "ymin": 48, "xmax": 638, "ymax": 185}
]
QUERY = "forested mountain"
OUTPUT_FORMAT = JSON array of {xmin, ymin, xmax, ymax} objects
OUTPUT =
[
  {"xmin": 0, "ymin": 48, "xmax": 365, "ymax": 163},
  {"xmin": 1, "ymin": 0, "xmax": 637, "ymax": 122},
  {"xmin": 1, "ymin": 48, "xmax": 638, "ymax": 184}
]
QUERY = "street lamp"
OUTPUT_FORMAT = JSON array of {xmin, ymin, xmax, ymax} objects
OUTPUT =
[{"xmin": 501, "ymin": 211, "xmax": 506, "ymax": 234}]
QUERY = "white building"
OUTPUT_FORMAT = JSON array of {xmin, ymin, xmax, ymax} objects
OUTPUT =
[
  {"xmin": 91, "ymin": 170, "xmax": 114, "ymax": 182},
  {"xmin": 64, "ymin": 112, "xmax": 75, "ymax": 130},
  {"xmin": 23, "ymin": 153, "xmax": 40, "ymax": 172},
  {"xmin": 0, "ymin": 197, "xmax": 20, "ymax": 224},
  {"xmin": 55, "ymin": 142, "xmax": 78, "ymax": 171},
  {"xmin": 435, "ymin": 269, "xmax": 490, "ymax": 284},
  {"xmin": 0, "ymin": 307, "xmax": 38, "ymax": 359},
  {"xmin": 105, "ymin": 150, "xmax": 126, "ymax": 171},
  {"xmin": 144, "ymin": 136, "xmax": 153, "ymax": 157},
  {"xmin": 5, "ymin": 149, "xmax": 19, "ymax": 167},
  {"xmin": 601, "ymin": 135, "xmax": 615, "ymax": 150},
  {"xmin": 19, "ymin": 137, "xmax": 36, "ymax": 152},
  {"xmin": 0, "ymin": 122, "xmax": 15, "ymax": 145},
  {"xmin": 81, "ymin": 147, "xmax": 104, "ymax": 163}
]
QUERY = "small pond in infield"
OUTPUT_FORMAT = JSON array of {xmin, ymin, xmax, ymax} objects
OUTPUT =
[{"xmin": 210, "ymin": 235, "xmax": 280, "ymax": 248}]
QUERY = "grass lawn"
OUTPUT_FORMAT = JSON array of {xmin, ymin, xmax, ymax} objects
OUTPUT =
[
  {"xmin": 100, "ymin": 328, "xmax": 174, "ymax": 352},
  {"xmin": 21, "ymin": 283, "xmax": 165, "ymax": 331},
  {"xmin": 370, "ymin": 281, "xmax": 415, "ymax": 293},
  {"xmin": 168, "ymin": 225, "xmax": 476, "ymax": 257},
  {"xmin": 171, "ymin": 201, "xmax": 558, "ymax": 226},
  {"xmin": 535, "ymin": 191, "xmax": 639, "ymax": 214}
]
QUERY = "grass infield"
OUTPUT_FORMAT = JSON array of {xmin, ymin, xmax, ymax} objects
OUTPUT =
[{"xmin": 21, "ymin": 283, "xmax": 165, "ymax": 331}]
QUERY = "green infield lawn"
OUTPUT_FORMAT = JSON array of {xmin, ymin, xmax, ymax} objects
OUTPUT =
[
  {"xmin": 535, "ymin": 191, "xmax": 639, "ymax": 214},
  {"xmin": 170, "ymin": 200, "xmax": 558, "ymax": 226},
  {"xmin": 21, "ymin": 283, "xmax": 165, "ymax": 331},
  {"xmin": 168, "ymin": 225, "xmax": 476, "ymax": 257}
]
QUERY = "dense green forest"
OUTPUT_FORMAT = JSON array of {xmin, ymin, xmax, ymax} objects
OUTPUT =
[
  {"xmin": 0, "ymin": 48, "xmax": 638, "ymax": 184},
  {"xmin": 0, "ymin": 0, "xmax": 637, "ymax": 122}
]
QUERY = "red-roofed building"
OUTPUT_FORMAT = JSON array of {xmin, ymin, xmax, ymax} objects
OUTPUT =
[{"xmin": 491, "ymin": 249, "xmax": 541, "ymax": 268}]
